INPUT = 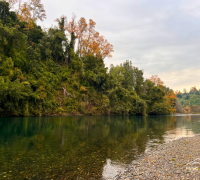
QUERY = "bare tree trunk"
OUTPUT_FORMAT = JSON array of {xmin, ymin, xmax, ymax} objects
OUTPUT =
[{"xmin": 62, "ymin": 87, "xmax": 68, "ymax": 99}]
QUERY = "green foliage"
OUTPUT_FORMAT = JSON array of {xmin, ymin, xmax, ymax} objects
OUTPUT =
[
  {"xmin": 0, "ymin": 2, "xmax": 174, "ymax": 116},
  {"xmin": 79, "ymin": 102, "xmax": 86, "ymax": 114},
  {"xmin": 134, "ymin": 97, "xmax": 147, "ymax": 115},
  {"xmin": 55, "ymin": 107, "xmax": 64, "ymax": 114},
  {"xmin": 65, "ymin": 96, "xmax": 78, "ymax": 114},
  {"xmin": 178, "ymin": 93, "xmax": 200, "ymax": 108},
  {"xmin": 28, "ymin": 24, "xmax": 44, "ymax": 44},
  {"xmin": 39, "ymin": 28, "xmax": 68, "ymax": 63},
  {"xmin": 98, "ymin": 95, "xmax": 110, "ymax": 114},
  {"xmin": 0, "ymin": 1, "xmax": 18, "ymax": 26},
  {"xmin": 0, "ymin": 21, "xmax": 27, "ymax": 68},
  {"xmin": 151, "ymin": 103, "xmax": 171, "ymax": 115},
  {"xmin": 83, "ymin": 55, "xmax": 108, "ymax": 91},
  {"xmin": 109, "ymin": 60, "xmax": 143, "ymax": 93}
]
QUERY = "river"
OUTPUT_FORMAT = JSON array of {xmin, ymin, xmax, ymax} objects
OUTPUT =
[{"xmin": 0, "ymin": 115, "xmax": 200, "ymax": 179}]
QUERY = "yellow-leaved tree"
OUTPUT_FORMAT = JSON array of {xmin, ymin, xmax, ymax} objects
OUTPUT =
[{"xmin": 164, "ymin": 91, "xmax": 177, "ymax": 113}]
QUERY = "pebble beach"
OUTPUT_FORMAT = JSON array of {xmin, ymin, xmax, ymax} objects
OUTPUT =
[{"xmin": 117, "ymin": 134, "xmax": 200, "ymax": 179}]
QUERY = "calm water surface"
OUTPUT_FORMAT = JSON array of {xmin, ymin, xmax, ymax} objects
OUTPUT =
[{"xmin": 0, "ymin": 115, "xmax": 200, "ymax": 179}]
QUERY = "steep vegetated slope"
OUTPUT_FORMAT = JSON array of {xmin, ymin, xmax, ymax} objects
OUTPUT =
[{"xmin": 0, "ymin": 1, "xmax": 177, "ymax": 116}]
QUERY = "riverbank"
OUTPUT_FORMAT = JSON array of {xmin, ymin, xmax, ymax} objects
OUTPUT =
[{"xmin": 117, "ymin": 134, "xmax": 200, "ymax": 179}]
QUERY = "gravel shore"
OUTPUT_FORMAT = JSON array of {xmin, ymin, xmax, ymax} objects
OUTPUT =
[{"xmin": 116, "ymin": 134, "xmax": 200, "ymax": 179}]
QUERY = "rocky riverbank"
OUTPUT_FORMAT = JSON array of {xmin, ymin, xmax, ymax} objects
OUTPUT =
[{"xmin": 117, "ymin": 134, "xmax": 200, "ymax": 179}]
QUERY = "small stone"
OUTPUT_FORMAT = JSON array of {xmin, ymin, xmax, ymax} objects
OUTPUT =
[{"xmin": 175, "ymin": 170, "xmax": 181, "ymax": 174}]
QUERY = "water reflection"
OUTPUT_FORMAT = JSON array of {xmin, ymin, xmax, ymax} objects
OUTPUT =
[{"xmin": 0, "ymin": 115, "xmax": 200, "ymax": 179}]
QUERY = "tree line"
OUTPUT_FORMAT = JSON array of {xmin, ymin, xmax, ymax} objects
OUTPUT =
[{"xmin": 0, "ymin": 0, "xmax": 177, "ymax": 116}]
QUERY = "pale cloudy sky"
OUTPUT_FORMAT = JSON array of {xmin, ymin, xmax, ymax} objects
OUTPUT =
[{"xmin": 38, "ymin": 0, "xmax": 200, "ymax": 91}]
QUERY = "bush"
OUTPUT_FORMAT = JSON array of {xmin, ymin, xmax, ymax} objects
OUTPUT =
[{"xmin": 151, "ymin": 103, "xmax": 171, "ymax": 115}]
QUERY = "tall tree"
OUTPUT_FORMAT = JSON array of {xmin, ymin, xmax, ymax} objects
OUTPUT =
[
  {"xmin": 64, "ymin": 15, "xmax": 114, "ymax": 59},
  {"xmin": 77, "ymin": 17, "xmax": 87, "ymax": 56},
  {"xmin": 17, "ymin": 0, "xmax": 46, "ymax": 33}
]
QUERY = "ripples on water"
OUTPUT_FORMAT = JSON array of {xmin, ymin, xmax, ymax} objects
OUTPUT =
[{"xmin": 0, "ymin": 115, "xmax": 200, "ymax": 179}]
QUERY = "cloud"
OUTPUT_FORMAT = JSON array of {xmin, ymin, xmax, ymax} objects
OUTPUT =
[{"xmin": 180, "ymin": 0, "xmax": 200, "ymax": 18}]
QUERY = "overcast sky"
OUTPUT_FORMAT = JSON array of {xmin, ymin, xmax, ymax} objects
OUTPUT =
[{"xmin": 38, "ymin": 0, "xmax": 200, "ymax": 92}]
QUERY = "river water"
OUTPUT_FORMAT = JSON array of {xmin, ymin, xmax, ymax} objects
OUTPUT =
[{"xmin": 0, "ymin": 115, "xmax": 200, "ymax": 179}]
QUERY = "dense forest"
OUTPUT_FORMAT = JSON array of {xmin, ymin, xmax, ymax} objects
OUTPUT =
[
  {"xmin": 0, "ymin": 0, "xmax": 177, "ymax": 117},
  {"xmin": 175, "ymin": 87, "xmax": 200, "ymax": 114}
]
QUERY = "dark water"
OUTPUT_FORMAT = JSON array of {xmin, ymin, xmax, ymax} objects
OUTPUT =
[{"xmin": 0, "ymin": 115, "xmax": 200, "ymax": 179}]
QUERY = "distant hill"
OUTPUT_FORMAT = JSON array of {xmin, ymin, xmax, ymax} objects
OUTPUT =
[{"xmin": 175, "ymin": 87, "xmax": 200, "ymax": 113}]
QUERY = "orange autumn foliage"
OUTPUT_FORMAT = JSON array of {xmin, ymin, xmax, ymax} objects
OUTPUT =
[
  {"xmin": 149, "ymin": 75, "xmax": 164, "ymax": 87},
  {"xmin": 82, "ymin": 31, "xmax": 114, "ymax": 59},
  {"xmin": 18, "ymin": 2, "xmax": 34, "ymax": 31},
  {"xmin": 164, "ymin": 91, "xmax": 177, "ymax": 113},
  {"xmin": 56, "ymin": 14, "xmax": 114, "ymax": 59},
  {"xmin": 184, "ymin": 106, "xmax": 191, "ymax": 114}
]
